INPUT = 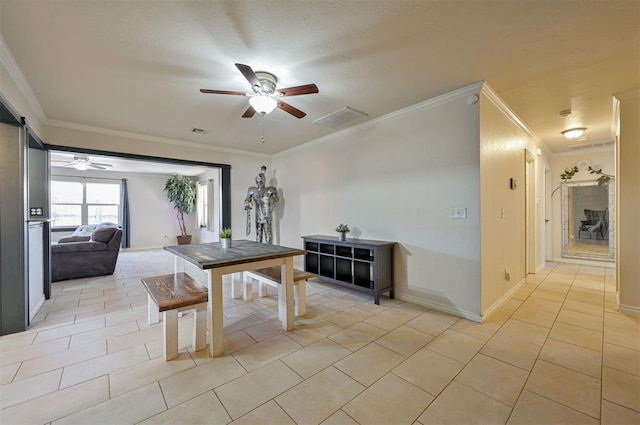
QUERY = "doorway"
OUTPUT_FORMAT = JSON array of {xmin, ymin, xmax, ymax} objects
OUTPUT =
[
  {"xmin": 46, "ymin": 146, "xmax": 231, "ymax": 249},
  {"xmin": 525, "ymin": 150, "xmax": 536, "ymax": 274}
]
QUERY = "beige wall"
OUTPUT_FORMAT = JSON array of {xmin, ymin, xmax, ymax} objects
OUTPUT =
[
  {"xmin": 478, "ymin": 87, "xmax": 543, "ymax": 316},
  {"xmin": 616, "ymin": 91, "xmax": 640, "ymax": 313}
]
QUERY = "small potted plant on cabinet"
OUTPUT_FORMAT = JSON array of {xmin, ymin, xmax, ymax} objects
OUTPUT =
[
  {"xmin": 219, "ymin": 227, "xmax": 232, "ymax": 249},
  {"xmin": 335, "ymin": 224, "xmax": 350, "ymax": 241},
  {"xmin": 164, "ymin": 175, "xmax": 197, "ymax": 245}
]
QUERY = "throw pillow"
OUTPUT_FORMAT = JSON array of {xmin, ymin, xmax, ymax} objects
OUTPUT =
[{"xmin": 91, "ymin": 224, "xmax": 117, "ymax": 243}]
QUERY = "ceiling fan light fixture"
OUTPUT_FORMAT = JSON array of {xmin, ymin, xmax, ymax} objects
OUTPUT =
[
  {"xmin": 561, "ymin": 127, "xmax": 587, "ymax": 139},
  {"xmin": 73, "ymin": 162, "xmax": 90, "ymax": 171},
  {"xmin": 71, "ymin": 155, "xmax": 91, "ymax": 170},
  {"xmin": 249, "ymin": 95, "xmax": 278, "ymax": 114}
]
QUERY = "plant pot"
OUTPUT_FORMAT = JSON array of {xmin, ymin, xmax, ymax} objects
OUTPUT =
[
  {"xmin": 220, "ymin": 238, "xmax": 231, "ymax": 249},
  {"xmin": 177, "ymin": 235, "xmax": 192, "ymax": 245},
  {"xmin": 338, "ymin": 232, "xmax": 347, "ymax": 241}
]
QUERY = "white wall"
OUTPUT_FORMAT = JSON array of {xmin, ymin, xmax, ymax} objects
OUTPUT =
[
  {"xmin": 616, "ymin": 90, "xmax": 640, "ymax": 314},
  {"xmin": 274, "ymin": 83, "xmax": 484, "ymax": 320},
  {"xmin": 549, "ymin": 147, "xmax": 615, "ymax": 261}
]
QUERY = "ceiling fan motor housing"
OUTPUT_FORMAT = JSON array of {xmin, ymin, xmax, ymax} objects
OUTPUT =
[{"xmin": 254, "ymin": 72, "xmax": 278, "ymax": 95}]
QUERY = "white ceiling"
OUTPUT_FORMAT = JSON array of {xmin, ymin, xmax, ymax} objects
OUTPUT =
[{"xmin": 1, "ymin": 1, "xmax": 638, "ymax": 155}]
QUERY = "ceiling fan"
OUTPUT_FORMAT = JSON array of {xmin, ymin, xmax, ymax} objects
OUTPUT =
[
  {"xmin": 52, "ymin": 155, "xmax": 114, "ymax": 171},
  {"xmin": 200, "ymin": 63, "xmax": 319, "ymax": 119}
]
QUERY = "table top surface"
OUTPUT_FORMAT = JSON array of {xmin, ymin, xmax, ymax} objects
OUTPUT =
[{"xmin": 164, "ymin": 239, "xmax": 306, "ymax": 270}]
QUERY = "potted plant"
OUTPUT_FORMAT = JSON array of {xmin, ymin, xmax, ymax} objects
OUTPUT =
[
  {"xmin": 335, "ymin": 224, "xmax": 350, "ymax": 241},
  {"xmin": 219, "ymin": 227, "xmax": 232, "ymax": 249},
  {"xmin": 164, "ymin": 175, "xmax": 197, "ymax": 245}
]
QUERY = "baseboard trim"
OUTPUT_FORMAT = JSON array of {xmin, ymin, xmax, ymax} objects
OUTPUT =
[
  {"xmin": 552, "ymin": 257, "xmax": 615, "ymax": 268},
  {"xmin": 618, "ymin": 303, "xmax": 640, "ymax": 317},
  {"xmin": 480, "ymin": 277, "xmax": 526, "ymax": 322},
  {"xmin": 394, "ymin": 292, "xmax": 482, "ymax": 323}
]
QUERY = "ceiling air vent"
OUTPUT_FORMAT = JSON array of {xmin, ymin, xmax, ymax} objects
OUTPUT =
[
  {"xmin": 191, "ymin": 128, "xmax": 207, "ymax": 134},
  {"xmin": 313, "ymin": 107, "xmax": 368, "ymax": 128},
  {"xmin": 567, "ymin": 140, "xmax": 614, "ymax": 151}
]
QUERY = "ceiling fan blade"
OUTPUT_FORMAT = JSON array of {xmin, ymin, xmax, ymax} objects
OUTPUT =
[
  {"xmin": 277, "ymin": 84, "xmax": 319, "ymax": 97},
  {"xmin": 278, "ymin": 101, "xmax": 306, "ymax": 119},
  {"xmin": 242, "ymin": 106, "xmax": 257, "ymax": 118},
  {"xmin": 200, "ymin": 89, "xmax": 247, "ymax": 96},
  {"xmin": 90, "ymin": 162, "xmax": 113, "ymax": 167},
  {"xmin": 235, "ymin": 63, "xmax": 261, "ymax": 90},
  {"xmin": 89, "ymin": 164, "xmax": 107, "ymax": 170}
]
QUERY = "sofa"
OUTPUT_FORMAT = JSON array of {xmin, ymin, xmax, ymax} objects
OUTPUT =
[{"xmin": 51, "ymin": 223, "xmax": 123, "ymax": 282}]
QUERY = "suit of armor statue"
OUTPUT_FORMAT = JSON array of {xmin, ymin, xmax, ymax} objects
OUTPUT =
[{"xmin": 245, "ymin": 166, "xmax": 279, "ymax": 244}]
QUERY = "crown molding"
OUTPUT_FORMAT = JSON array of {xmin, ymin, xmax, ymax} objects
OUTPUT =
[
  {"xmin": 45, "ymin": 119, "xmax": 271, "ymax": 159},
  {"xmin": 0, "ymin": 34, "xmax": 47, "ymax": 122},
  {"xmin": 479, "ymin": 82, "xmax": 549, "ymax": 149},
  {"xmin": 614, "ymin": 88, "xmax": 640, "ymax": 101},
  {"xmin": 275, "ymin": 81, "xmax": 485, "ymax": 158}
]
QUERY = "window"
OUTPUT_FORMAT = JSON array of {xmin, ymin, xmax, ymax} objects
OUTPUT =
[
  {"xmin": 197, "ymin": 181, "xmax": 208, "ymax": 228},
  {"xmin": 51, "ymin": 179, "xmax": 121, "ymax": 228}
]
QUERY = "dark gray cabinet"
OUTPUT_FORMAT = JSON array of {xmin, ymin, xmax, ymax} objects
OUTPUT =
[{"xmin": 302, "ymin": 235, "xmax": 395, "ymax": 304}]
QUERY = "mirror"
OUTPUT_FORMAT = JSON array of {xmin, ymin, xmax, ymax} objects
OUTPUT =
[{"xmin": 562, "ymin": 180, "xmax": 615, "ymax": 261}]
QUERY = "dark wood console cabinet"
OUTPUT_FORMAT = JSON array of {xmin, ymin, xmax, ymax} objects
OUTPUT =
[{"xmin": 301, "ymin": 235, "xmax": 395, "ymax": 304}]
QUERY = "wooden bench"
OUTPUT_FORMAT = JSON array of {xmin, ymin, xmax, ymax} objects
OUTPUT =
[
  {"xmin": 243, "ymin": 267, "xmax": 314, "ymax": 317},
  {"xmin": 141, "ymin": 272, "xmax": 208, "ymax": 360}
]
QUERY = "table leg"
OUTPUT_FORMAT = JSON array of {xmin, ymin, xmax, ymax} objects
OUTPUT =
[
  {"xmin": 148, "ymin": 295, "xmax": 159, "ymax": 324},
  {"xmin": 280, "ymin": 257, "xmax": 294, "ymax": 331},
  {"xmin": 231, "ymin": 272, "xmax": 242, "ymax": 299},
  {"xmin": 207, "ymin": 269, "xmax": 224, "ymax": 357},
  {"xmin": 294, "ymin": 281, "xmax": 306, "ymax": 316}
]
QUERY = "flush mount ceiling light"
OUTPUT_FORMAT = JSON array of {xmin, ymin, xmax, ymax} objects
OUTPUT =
[
  {"xmin": 561, "ymin": 127, "xmax": 587, "ymax": 139},
  {"xmin": 249, "ymin": 95, "xmax": 278, "ymax": 114}
]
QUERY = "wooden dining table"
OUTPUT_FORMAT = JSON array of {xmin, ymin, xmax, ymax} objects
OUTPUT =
[{"xmin": 164, "ymin": 239, "xmax": 306, "ymax": 357}]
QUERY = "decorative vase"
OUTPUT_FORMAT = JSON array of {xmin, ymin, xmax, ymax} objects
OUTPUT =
[
  {"xmin": 177, "ymin": 235, "xmax": 192, "ymax": 245},
  {"xmin": 338, "ymin": 232, "xmax": 346, "ymax": 241},
  {"xmin": 220, "ymin": 238, "xmax": 231, "ymax": 249}
]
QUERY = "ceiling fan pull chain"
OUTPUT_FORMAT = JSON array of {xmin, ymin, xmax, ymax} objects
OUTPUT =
[{"xmin": 261, "ymin": 114, "xmax": 266, "ymax": 143}]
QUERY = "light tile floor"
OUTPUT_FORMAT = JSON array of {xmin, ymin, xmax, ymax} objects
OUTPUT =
[{"xmin": 1, "ymin": 250, "xmax": 639, "ymax": 424}]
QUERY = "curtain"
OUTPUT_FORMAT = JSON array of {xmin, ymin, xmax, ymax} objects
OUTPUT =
[
  {"xmin": 206, "ymin": 179, "xmax": 215, "ymax": 232},
  {"xmin": 121, "ymin": 178, "xmax": 131, "ymax": 248}
]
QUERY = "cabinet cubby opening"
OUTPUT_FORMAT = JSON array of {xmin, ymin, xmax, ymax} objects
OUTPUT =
[
  {"xmin": 354, "ymin": 248, "xmax": 374, "ymax": 261},
  {"xmin": 319, "ymin": 255, "xmax": 335, "ymax": 278},
  {"xmin": 353, "ymin": 260, "xmax": 372, "ymax": 286},
  {"xmin": 305, "ymin": 242, "xmax": 319, "ymax": 252},
  {"xmin": 319, "ymin": 244, "xmax": 335, "ymax": 255},
  {"xmin": 305, "ymin": 253, "xmax": 319, "ymax": 274},
  {"xmin": 335, "ymin": 258, "xmax": 353, "ymax": 283},
  {"xmin": 335, "ymin": 245, "xmax": 353, "ymax": 258},
  {"xmin": 354, "ymin": 278, "xmax": 373, "ymax": 289}
]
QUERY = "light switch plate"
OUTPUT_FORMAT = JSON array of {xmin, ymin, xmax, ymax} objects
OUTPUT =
[{"xmin": 450, "ymin": 207, "xmax": 467, "ymax": 219}]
